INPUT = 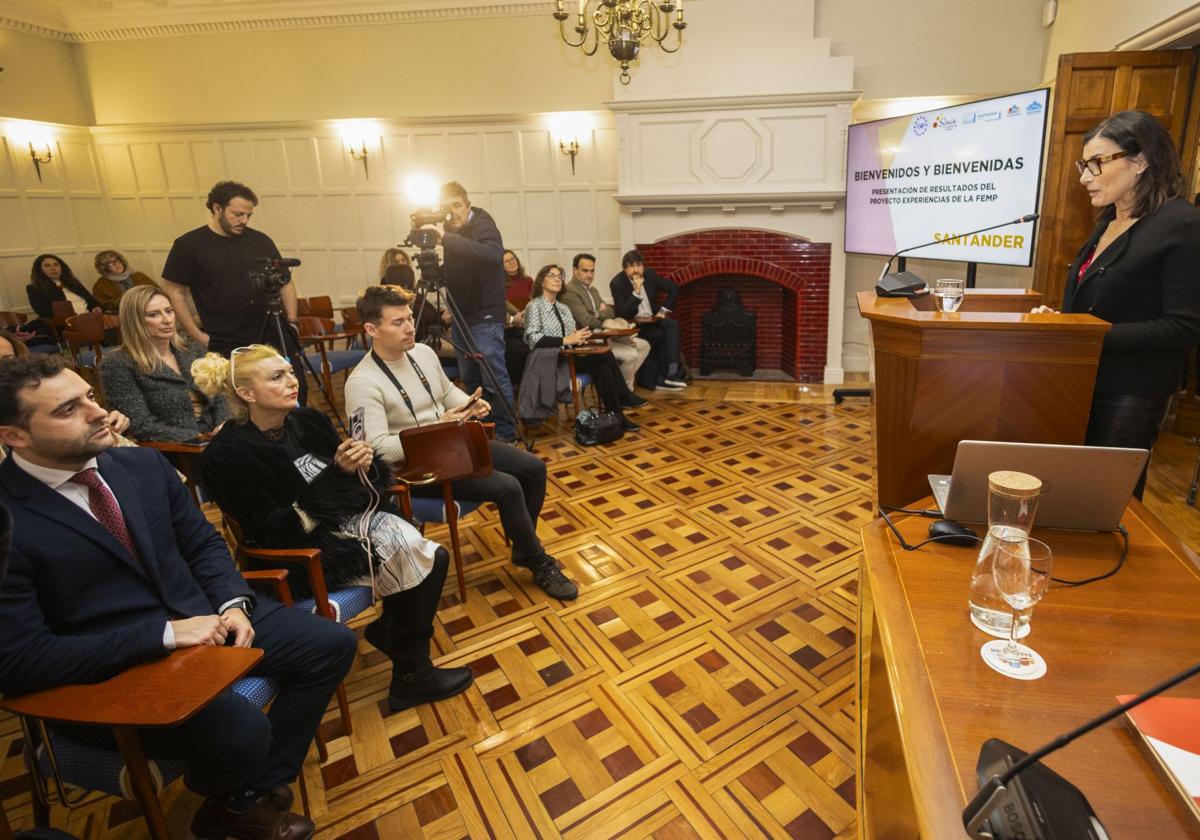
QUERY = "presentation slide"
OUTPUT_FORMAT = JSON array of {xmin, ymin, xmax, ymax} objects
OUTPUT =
[{"xmin": 845, "ymin": 88, "xmax": 1049, "ymax": 267}]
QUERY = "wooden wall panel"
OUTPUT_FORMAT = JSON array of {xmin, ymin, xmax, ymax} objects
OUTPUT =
[
  {"xmin": 1035, "ymin": 50, "xmax": 1195, "ymax": 307},
  {"xmin": 0, "ymin": 115, "xmax": 619, "ymax": 311}
]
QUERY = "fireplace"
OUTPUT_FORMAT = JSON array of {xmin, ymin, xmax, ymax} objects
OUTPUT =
[{"xmin": 636, "ymin": 229, "xmax": 831, "ymax": 382}]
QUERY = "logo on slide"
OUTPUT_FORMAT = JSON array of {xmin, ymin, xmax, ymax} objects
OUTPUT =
[
  {"xmin": 1026, "ymin": 100, "xmax": 1043, "ymax": 114},
  {"xmin": 932, "ymin": 114, "xmax": 957, "ymax": 131},
  {"xmin": 962, "ymin": 112, "xmax": 977, "ymax": 125},
  {"xmin": 1006, "ymin": 104, "xmax": 1022, "ymax": 117},
  {"xmin": 913, "ymin": 115, "xmax": 929, "ymax": 136}
]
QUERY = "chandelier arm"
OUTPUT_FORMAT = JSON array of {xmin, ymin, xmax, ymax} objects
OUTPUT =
[
  {"xmin": 655, "ymin": 26, "xmax": 684, "ymax": 52},
  {"xmin": 557, "ymin": 16, "xmax": 589, "ymax": 48}
]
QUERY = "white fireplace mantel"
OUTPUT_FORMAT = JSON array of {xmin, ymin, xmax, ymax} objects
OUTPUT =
[{"xmin": 611, "ymin": 91, "xmax": 859, "ymax": 384}]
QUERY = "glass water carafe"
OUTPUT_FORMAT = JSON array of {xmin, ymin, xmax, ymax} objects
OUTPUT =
[{"xmin": 968, "ymin": 470, "xmax": 1044, "ymax": 638}]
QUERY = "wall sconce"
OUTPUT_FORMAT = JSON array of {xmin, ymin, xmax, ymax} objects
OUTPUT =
[
  {"xmin": 336, "ymin": 121, "xmax": 382, "ymax": 180},
  {"xmin": 549, "ymin": 112, "xmax": 594, "ymax": 178},
  {"xmin": 559, "ymin": 138, "xmax": 581, "ymax": 175},
  {"xmin": 29, "ymin": 142, "xmax": 53, "ymax": 183},
  {"xmin": 5, "ymin": 122, "xmax": 56, "ymax": 183},
  {"xmin": 347, "ymin": 140, "xmax": 369, "ymax": 178}
]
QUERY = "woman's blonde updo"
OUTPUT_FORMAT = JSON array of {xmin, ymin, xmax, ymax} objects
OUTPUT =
[{"xmin": 191, "ymin": 344, "xmax": 282, "ymax": 419}]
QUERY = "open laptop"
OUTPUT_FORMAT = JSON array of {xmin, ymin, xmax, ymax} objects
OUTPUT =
[{"xmin": 928, "ymin": 441, "xmax": 1148, "ymax": 531}]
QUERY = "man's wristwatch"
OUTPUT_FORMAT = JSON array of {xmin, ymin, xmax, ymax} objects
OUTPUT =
[{"xmin": 224, "ymin": 597, "xmax": 253, "ymax": 618}]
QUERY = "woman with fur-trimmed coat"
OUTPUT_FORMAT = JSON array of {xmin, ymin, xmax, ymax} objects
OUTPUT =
[{"xmin": 194, "ymin": 344, "xmax": 472, "ymax": 711}]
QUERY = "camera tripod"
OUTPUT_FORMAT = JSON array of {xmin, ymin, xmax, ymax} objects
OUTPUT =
[
  {"xmin": 256, "ymin": 293, "xmax": 348, "ymax": 434},
  {"xmin": 409, "ymin": 254, "xmax": 531, "ymax": 452}
]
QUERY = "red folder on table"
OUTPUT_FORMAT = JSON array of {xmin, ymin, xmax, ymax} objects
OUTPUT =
[{"xmin": 1119, "ymin": 695, "xmax": 1200, "ymax": 823}]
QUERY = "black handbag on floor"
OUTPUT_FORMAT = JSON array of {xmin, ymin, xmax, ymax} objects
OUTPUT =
[{"xmin": 574, "ymin": 408, "xmax": 623, "ymax": 446}]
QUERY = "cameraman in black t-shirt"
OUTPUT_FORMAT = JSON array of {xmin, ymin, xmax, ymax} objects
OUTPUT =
[{"xmin": 161, "ymin": 181, "xmax": 307, "ymax": 403}]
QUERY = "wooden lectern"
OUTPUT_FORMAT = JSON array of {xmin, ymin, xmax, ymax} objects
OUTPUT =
[{"xmin": 857, "ymin": 289, "xmax": 1110, "ymax": 508}]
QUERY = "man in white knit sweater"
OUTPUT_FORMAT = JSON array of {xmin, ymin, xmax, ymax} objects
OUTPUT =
[{"xmin": 344, "ymin": 285, "xmax": 578, "ymax": 600}]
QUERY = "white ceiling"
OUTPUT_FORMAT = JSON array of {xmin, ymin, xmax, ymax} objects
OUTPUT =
[{"xmin": 0, "ymin": 0, "xmax": 554, "ymax": 41}]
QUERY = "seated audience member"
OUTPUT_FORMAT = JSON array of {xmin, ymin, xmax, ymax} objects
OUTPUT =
[
  {"xmin": 0, "ymin": 331, "xmax": 28, "ymax": 360},
  {"xmin": 26, "ymin": 254, "xmax": 101, "ymax": 319},
  {"xmin": 561, "ymin": 253, "xmax": 651, "ymax": 393},
  {"xmin": 100, "ymin": 286, "xmax": 230, "ymax": 442},
  {"xmin": 379, "ymin": 247, "xmax": 411, "ymax": 280},
  {"xmin": 502, "ymin": 250, "xmax": 532, "ymax": 385},
  {"xmin": 0, "ymin": 353, "xmax": 352, "ymax": 840},
  {"xmin": 344, "ymin": 285, "xmax": 579, "ymax": 600},
  {"xmin": 525, "ymin": 264, "xmax": 643, "ymax": 430},
  {"xmin": 3, "ymin": 318, "xmax": 58, "ymax": 356},
  {"xmin": 91, "ymin": 250, "xmax": 157, "ymax": 314},
  {"xmin": 195, "ymin": 346, "xmax": 472, "ymax": 711},
  {"xmin": 610, "ymin": 250, "xmax": 688, "ymax": 391},
  {"xmin": 503, "ymin": 250, "xmax": 533, "ymax": 311}
]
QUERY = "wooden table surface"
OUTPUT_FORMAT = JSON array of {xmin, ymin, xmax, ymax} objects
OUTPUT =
[{"xmin": 859, "ymin": 499, "xmax": 1200, "ymax": 839}]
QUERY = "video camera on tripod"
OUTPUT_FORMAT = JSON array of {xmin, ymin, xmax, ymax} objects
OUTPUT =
[
  {"xmin": 249, "ymin": 256, "xmax": 302, "ymax": 301},
  {"xmin": 405, "ymin": 207, "xmax": 452, "ymax": 287}
]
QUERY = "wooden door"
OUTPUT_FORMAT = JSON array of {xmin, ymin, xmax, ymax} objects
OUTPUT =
[{"xmin": 1034, "ymin": 50, "xmax": 1195, "ymax": 307}]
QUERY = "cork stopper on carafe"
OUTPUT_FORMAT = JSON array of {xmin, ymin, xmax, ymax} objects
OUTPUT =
[{"xmin": 988, "ymin": 470, "xmax": 1042, "ymax": 498}]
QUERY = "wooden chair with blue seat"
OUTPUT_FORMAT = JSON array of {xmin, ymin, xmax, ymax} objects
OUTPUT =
[
  {"xmin": 390, "ymin": 420, "xmax": 495, "ymax": 602},
  {"xmin": 563, "ymin": 344, "xmax": 606, "ymax": 419},
  {"xmin": 0, "ymin": 571, "xmax": 311, "ymax": 840},
  {"xmin": 296, "ymin": 316, "xmax": 366, "ymax": 417},
  {"xmin": 218, "ymin": 510, "xmax": 372, "ymax": 741}
]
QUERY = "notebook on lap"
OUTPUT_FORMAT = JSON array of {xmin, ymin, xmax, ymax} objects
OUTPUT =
[{"xmin": 928, "ymin": 440, "xmax": 1148, "ymax": 531}]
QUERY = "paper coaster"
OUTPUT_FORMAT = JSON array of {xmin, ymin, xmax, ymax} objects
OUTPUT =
[{"xmin": 980, "ymin": 640, "xmax": 1047, "ymax": 680}]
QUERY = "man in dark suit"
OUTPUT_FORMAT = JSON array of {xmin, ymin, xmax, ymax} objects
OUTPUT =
[
  {"xmin": 0, "ymin": 354, "xmax": 356, "ymax": 840},
  {"xmin": 610, "ymin": 249, "xmax": 687, "ymax": 391}
]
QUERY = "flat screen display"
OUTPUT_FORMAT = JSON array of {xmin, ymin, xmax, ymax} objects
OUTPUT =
[{"xmin": 844, "ymin": 88, "xmax": 1049, "ymax": 266}]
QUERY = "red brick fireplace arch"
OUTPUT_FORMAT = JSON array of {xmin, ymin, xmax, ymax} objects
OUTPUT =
[{"xmin": 636, "ymin": 230, "xmax": 830, "ymax": 382}]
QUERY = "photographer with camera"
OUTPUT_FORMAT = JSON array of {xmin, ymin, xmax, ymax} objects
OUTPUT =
[
  {"xmin": 161, "ymin": 181, "xmax": 307, "ymax": 404},
  {"xmin": 416, "ymin": 181, "xmax": 517, "ymax": 442}
]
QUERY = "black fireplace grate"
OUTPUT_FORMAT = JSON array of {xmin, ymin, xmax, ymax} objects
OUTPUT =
[{"xmin": 699, "ymin": 288, "xmax": 757, "ymax": 377}]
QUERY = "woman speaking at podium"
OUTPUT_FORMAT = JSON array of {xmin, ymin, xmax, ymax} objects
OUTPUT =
[{"xmin": 1034, "ymin": 110, "xmax": 1200, "ymax": 498}]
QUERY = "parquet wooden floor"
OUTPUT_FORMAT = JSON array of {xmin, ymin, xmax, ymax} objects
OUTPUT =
[{"xmin": 2, "ymin": 381, "xmax": 1194, "ymax": 839}]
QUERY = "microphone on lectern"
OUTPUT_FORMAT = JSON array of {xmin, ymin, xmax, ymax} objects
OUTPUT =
[
  {"xmin": 876, "ymin": 212, "xmax": 1040, "ymax": 298},
  {"xmin": 962, "ymin": 658, "xmax": 1200, "ymax": 839}
]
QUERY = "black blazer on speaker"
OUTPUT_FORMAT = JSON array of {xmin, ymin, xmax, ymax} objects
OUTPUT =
[{"xmin": 1062, "ymin": 196, "xmax": 1200, "ymax": 397}]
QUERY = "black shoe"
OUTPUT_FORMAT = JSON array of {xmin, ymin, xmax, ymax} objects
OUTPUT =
[
  {"xmin": 663, "ymin": 377, "xmax": 688, "ymax": 388},
  {"xmin": 620, "ymin": 417, "xmax": 640, "ymax": 432},
  {"xmin": 266, "ymin": 785, "xmax": 294, "ymax": 813},
  {"xmin": 192, "ymin": 795, "xmax": 314, "ymax": 840},
  {"xmin": 518, "ymin": 554, "xmax": 579, "ymax": 600},
  {"xmin": 388, "ymin": 663, "xmax": 474, "ymax": 712},
  {"xmin": 620, "ymin": 394, "xmax": 648, "ymax": 408}
]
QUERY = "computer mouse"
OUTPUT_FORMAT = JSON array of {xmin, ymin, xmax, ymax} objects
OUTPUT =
[{"xmin": 928, "ymin": 519, "xmax": 980, "ymax": 547}]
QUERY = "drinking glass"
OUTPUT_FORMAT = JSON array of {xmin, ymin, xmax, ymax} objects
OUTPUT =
[
  {"xmin": 986, "ymin": 538, "xmax": 1053, "ymax": 673},
  {"xmin": 934, "ymin": 278, "xmax": 965, "ymax": 312}
]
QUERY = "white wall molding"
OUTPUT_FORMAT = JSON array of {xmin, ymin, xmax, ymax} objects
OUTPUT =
[
  {"xmin": 1115, "ymin": 4, "xmax": 1200, "ymax": 49},
  {"xmin": 0, "ymin": 2, "xmax": 555, "ymax": 43}
]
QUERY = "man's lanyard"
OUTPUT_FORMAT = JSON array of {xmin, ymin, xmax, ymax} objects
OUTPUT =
[{"xmin": 370, "ymin": 350, "xmax": 439, "ymax": 426}]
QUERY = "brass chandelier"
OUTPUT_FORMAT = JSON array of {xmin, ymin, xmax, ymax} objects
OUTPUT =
[{"xmin": 553, "ymin": 1, "xmax": 687, "ymax": 85}]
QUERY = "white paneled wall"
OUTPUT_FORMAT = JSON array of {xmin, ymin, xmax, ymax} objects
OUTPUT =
[{"xmin": 0, "ymin": 115, "xmax": 621, "ymax": 313}]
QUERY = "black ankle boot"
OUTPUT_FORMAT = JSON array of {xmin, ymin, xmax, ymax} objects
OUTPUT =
[{"xmin": 387, "ymin": 663, "xmax": 474, "ymax": 712}]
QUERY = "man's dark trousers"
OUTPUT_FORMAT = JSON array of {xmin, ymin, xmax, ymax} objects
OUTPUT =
[{"xmin": 61, "ymin": 606, "xmax": 356, "ymax": 798}]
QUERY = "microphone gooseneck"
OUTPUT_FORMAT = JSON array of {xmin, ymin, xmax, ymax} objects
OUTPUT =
[{"xmin": 878, "ymin": 212, "xmax": 1040, "ymax": 283}]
